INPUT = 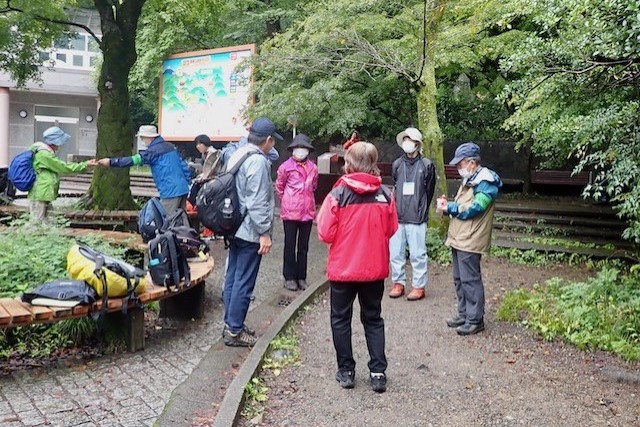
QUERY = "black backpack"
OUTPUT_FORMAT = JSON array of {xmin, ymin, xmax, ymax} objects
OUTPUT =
[
  {"xmin": 196, "ymin": 151, "xmax": 255, "ymax": 244},
  {"xmin": 138, "ymin": 198, "xmax": 166, "ymax": 243},
  {"xmin": 21, "ymin": 279, "xmax": 97, "ymax": 306},
  {"xmin": 148, "ymin": 230, "xmax": 191, "ymax": 291},
  {"xmin": 171, "ymin": 225, "xmax": 210, "ymax": 258}
]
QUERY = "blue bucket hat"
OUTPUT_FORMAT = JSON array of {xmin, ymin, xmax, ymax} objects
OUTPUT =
[
  {"xmin": 43, "ymin": 126, "xmax": 71, "ymax": 146},
  {"xmin": 249, "ymin": 117, "xmax": 283, "ymax": 141},
  {"xmin": 449, "ymin": 142, "xmax": 481, "ymax": 165}
]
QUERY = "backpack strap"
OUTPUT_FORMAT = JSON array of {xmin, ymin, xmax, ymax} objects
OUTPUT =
[
  {"xmin": 92, "ymin": 255, "xmax": 108, "ymax": 321},
  {"xmin": 227, "ymin": 150, "xmax": 257, "ymax": 175},
  {"xmin": 222, "ymin": 150, "xmax": 258, "ymax": 250},
  {"xmin": 164, "ymin": 231, "xmax": 182, "ymax": 292}
]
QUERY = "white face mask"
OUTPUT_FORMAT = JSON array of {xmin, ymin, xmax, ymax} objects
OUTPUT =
[
  {"xmin": 402, "ymin": 140, "xmax": 418, "ymax": 154},
  {"xmin": 458, "ymin": 165, "xmax": 474, "ymax": 179},
  {"xmin": 292, "ymin": 147, "xmax": 309, "ymax": 160}
]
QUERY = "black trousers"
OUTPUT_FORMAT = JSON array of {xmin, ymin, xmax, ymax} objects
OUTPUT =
[
  {"xmin": 330, "ymin": 280, "xmax": 387, "ymax": 374},
  {"xmin": 282, "ymin": 220, "xmax": 313, "ymax": 280}
]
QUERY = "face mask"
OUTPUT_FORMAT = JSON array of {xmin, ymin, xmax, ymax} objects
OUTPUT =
[
  {"xmin": 457, "ymin": 166, "xmax": 473, "ymax": 179},
  {"xmin": 292, "ymin": 147, "xmax": 309, "ymax": 160},
  {"xmin": 402, "ymin": 140, "xmax": 417, "ymax": 154}
]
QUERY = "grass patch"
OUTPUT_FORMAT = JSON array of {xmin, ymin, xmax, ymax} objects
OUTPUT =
[
  {"xmin": 497, "ymin": 267, "xmax": 640, "ymax": 361},
  {"xmin": 241, "ymin": 325, "xmax": 301, "ymax": 420}
]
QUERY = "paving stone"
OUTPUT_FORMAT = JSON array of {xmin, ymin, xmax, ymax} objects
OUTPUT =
[
  {"xmin": 0, "ymin": 400, "xmax": 14, "ymax": 415},
  {"xmin": 115, "ymin": 404, "xmax": 155, "ymax": 424},
  {"xmin": 46, "ymin": 409, "xmax": 92, "ymax": 427},
  {"xmin": 17, "ymin": 409, "xmax": 46, "ymax": 426}
]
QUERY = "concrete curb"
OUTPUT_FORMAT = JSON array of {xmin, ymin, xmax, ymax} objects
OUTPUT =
[{"xmin": 213, "ymin": 279, "xmax": 330, "ymax": 427}]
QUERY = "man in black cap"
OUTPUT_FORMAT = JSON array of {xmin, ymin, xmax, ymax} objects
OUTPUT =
[
  {"xmin": 436, "ymin": 142, "xmax": 502, "ymax": 335},
  {"xmin": 222, "ymin": 116, "xmax": 283, "ymax": 347}
]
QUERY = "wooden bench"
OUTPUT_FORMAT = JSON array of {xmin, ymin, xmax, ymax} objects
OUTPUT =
[
  {"xmin": 63, "ymin": 209, "xmax": 199, "ymax": 232},
  {"xmin": 530, "ymin": 170, "xmax": 591, "ymax": 187},
  {"xmin": 59, "ymin": 172, "xmax": 159, "ymax": 198},
  {"xmin": 0, "ymin": 228, "xmax": 214, "ymax": 351}
]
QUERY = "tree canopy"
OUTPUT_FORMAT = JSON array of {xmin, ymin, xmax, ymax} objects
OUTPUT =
[{"xmin": 501, "ymin": 0, "xmax": 640, "ymax": 241}]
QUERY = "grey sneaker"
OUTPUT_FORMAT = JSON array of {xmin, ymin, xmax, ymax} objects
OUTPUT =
[
  {"xmin": 284, "ymin": 280, "xmax": 299, "ymax": 291},
  {"xmin": 456, "ymin": 321, "xmax": 485, "ymax": 336},
  {"xmin": 370, "ymin": 373, "xmax": 387, "ymax": 393},
  {"xmin": 297, "ymin": 279, "xmax": 309, "ymax": 290},
  {"xmin": 222, "ymin": 323, "xmax": 256, "ymax": 338},
  {"xmin": 446, "ymin": 315, "xmax": 466, "ymax": 328},
  {"xmin": 224, "ymin": 329, "xmax": 257, "ymax": 347},
  {"xmin": 335, "ymin": 370, "xmax": 355, "ymax": 389}
]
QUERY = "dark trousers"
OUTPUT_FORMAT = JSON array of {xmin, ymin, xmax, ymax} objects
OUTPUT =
[
  {"xmin": 223, "ymin": 238, "xmax": 262, "ymax": 333},
  {"xmin": 282, "ymin": 220, "xmax": 313, "ymax": 281},
  {"xmin": 330, "ymin": 280, "xmax": 387, "ymax": 374},
  {"xmin": 451, "ymin": 248, "xmax": 484, "ymax": 324}
]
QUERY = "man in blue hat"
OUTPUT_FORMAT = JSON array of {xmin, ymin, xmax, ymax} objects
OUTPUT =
[
  {"xmin": 222, "ymin": 116, "xmax": 282, "ymax": 347},
  {"xmin": 436, "ymin": 142, "xmax": 502, "ymax": 335}
]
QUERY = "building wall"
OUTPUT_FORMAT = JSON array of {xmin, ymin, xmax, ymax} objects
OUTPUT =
[{"xmin": 8, "ymin": 91, "xmax": 98, "ymax": 160}]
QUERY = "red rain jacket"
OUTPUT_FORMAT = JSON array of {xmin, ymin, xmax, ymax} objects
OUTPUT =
[{"xmin": 317, "ymin": 173, "xmax": 398, "ymax": 282}]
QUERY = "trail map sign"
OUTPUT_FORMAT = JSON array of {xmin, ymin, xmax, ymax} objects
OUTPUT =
[{"xmin": 159, "ymin": 44, "xmax": 255, "ymax": 142}]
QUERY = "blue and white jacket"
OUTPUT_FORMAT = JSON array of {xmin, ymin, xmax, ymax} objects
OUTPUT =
[{"xmin": 109, "ymin": 136, "xmax": 191, "ymax": 199}]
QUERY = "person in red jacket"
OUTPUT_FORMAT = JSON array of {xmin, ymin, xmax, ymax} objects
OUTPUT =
[{"xmin": 317, "ymin": 141, "xmax": 398, "ymax": 393}]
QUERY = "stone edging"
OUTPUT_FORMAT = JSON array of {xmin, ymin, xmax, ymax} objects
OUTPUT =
[{"xmin": 213, "ymin": 279, "xmax": 330, "ymax": 427}]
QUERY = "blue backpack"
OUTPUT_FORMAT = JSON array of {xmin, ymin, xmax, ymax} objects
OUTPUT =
[
  {"xmin": 8, "ymin": 149, "xmax": 36, "ymax": 191},
  {"xmin": 138, "ymin": 198, "xmax": 167, "ymax": 243}
]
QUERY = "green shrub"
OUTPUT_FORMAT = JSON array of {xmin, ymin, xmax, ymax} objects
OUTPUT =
[
  {"xmin": 0, "ymin": 226, "xmax": 129, "ymax": 297},
  {"xmin": 498, "ymin": 267, "xmax": 640, "ymax": 361},
  {"xmin": 0, "ymin": 225, "xmax": 135, "ymax": 359}
]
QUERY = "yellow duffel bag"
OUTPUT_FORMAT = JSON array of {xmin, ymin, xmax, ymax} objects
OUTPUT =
[{"xmin": 67, "ymin": 243, "xmax": 146, "ymax": 298}]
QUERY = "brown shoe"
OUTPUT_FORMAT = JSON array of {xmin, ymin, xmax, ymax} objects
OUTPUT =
[
  {"xmin": 406, "ymin": 288, "xmax": 425, "ymax": 301},
  {"xmin": 388, "ymin": 283, "xmax": 405, "ymax": 298}
]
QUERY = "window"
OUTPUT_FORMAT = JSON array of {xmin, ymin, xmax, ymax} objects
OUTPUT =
[{"xmin": 69, "ymin": 35, "xmax": 86, "ymax": 51}]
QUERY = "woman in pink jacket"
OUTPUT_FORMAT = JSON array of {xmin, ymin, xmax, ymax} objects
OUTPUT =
[{"xmin": 275, "ymin": 134, "xmax": 319, "ymax": 291}]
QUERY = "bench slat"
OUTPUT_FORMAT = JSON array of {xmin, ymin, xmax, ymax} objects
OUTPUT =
[
  {"xmin": 49, "ymin": 306, "xmax": 73, "ymax": 319},
  {"xmin": 72, "ymin": 305, "xmax": 90, "ymax": 316},
  {"xmin": 24, "ymin": 303, "xmax": 54, "ymax": 321},
  {"xmin": 0, "ymin": 299, "xmax": 33, "ymax": 325},
  {"xmin": 139, "ymin": 285, "xmax": 167, "ymax": 303},
  {"xmin": 0, "ymin": 303, "xmax": 12, "ymax": 325}
]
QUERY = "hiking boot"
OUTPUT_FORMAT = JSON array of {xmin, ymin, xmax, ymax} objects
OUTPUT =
[
  {"xmin": 406, "ymin": 288, "xmax": 425, "ymax": 301},
  {"xmin": 335, "ymin": 370, "xmax": 355, "ymax": 389},
  {"xmin": 224, "ymin": 329, "xmax": 258, "ymax": 347},
  {"xmin": 456, "ymin": 321, "xmax": 485, "ymax": 336},
  {"xmin": 284, "ymin": 280, "xmax": 299, "ymax": 291},
  {"xmin": 370, "ymin": 373, "xmax": 387, "ymax": 393},
  {"xmin": 222, "ymin": 323, "xmax": 256, "ymax": 338},
  {"xmin": 446, "ymin": 315, "xmax": 466, "ymax": 328},
  {"xmin": 388, "ymin": 283, "xmax": 405, "ymax": 298},
  {"xmin": 297, "ymin": 279, "xmax": 309, "ymax": 290}
]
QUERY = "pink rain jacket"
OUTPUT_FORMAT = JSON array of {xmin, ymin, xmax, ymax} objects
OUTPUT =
[{"xmin": 275, "ymin": 157, "xmax": 319, "ymax": 222}]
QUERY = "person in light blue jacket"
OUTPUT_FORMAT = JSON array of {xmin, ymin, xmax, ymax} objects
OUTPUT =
[
  {"xmin": 222, "ymin": 117, "xmax": 280, "ymax": 348},
  {"xmin": 221, "ymin": 127, "xmax": 279, "ymax": 166},
  {"xmin": 98, "ymin": 125, "xmax": 191, "ymax": 221}
]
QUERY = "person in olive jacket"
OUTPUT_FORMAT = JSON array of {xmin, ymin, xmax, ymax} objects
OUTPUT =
[{"xmin": 28, "ymin": 126, "xmax": 96, "ymax": 224}]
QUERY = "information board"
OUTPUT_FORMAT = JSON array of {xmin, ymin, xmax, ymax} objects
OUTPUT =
[{"xmin": 159, "ymin": 44, "xmax": 255, "ymax": 141}]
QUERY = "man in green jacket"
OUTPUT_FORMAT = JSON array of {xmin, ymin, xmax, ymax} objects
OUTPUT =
[{"xmin": 28, "ymin": 126, "xmax": 97, "ymax": 224}]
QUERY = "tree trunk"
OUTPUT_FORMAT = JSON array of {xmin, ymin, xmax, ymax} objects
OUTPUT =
[
  {"xmin": 417, "ymin": 62, "xmax": 447, "ymax": 230},
  {"xmin": 91, "ymin": 0, "xmax": 146, "ymax": 210}
]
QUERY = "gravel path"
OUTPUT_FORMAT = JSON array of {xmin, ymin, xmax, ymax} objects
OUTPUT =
[{"xmin": 245, "ymin": 259, "xmax": 640, "ymax": 427}]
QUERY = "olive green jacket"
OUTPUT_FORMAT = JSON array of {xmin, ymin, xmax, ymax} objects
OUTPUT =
[{"xmin": 27, "ymin": 142, "xmax": 88, "ymax": 202}]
